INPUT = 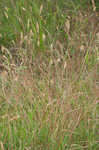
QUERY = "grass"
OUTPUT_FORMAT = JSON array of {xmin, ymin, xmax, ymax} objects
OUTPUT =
[{"xmin": 0, "ymin": 0, "xmax": 99, "ymax": 149}]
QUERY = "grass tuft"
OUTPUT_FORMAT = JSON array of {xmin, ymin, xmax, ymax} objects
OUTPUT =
[{"xmin": 0, "ymin": 0, "xmax": 99, "ymax": 149}]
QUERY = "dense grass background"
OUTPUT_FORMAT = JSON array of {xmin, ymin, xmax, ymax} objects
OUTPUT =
[{"xmin": 0, "ymin": 0, "xmax": 99, "ymax": 150}]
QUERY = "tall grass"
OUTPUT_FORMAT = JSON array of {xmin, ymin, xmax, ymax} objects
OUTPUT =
[{"xmin": 0, "ymin": 0, "xmax": 99, "ymax": 150}]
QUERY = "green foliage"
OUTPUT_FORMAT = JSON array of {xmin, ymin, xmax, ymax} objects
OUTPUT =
[{"xmin": 0, "ymin": 0, "xmax": 99, "ymax": 150}]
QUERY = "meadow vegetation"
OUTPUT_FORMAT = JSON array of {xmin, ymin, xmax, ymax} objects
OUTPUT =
[{"xmin": 0, "ymin": 0, "xmax": 99, "ymax": 149}]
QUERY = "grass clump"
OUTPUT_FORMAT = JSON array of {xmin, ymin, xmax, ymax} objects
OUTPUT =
[{"xmin": 0, "ymin": 0, "xmax": 99, "ymax": 150}]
